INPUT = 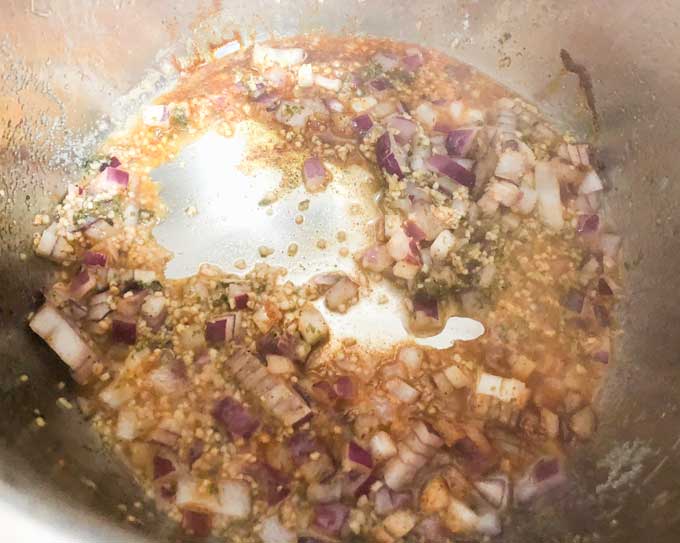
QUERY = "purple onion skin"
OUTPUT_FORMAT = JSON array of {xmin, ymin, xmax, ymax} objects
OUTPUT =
[
  {"xmin": 212, "ymin": 396, "xmax": 260, "ymax": 438},
  {"xmin": 348, "ymin": 441, "xmax": 373, "ymax": 468},
  {"xmin": 376, "ymin": 133, "xmax": 404, "ymax": 178},
  {"xmin": 413, "ymin": 294, "xmax": 439, "ymax": 320},
  {"xmin": 445, "ymin": 129, "xmax": 478, "ymax": 157},
  {"xmin": 112, "ymin": 319, "xmax": 137, "ymax": 345},
  {"xmin": 562, "ymin": 289, "xmax": 585, "ymax": 313}
]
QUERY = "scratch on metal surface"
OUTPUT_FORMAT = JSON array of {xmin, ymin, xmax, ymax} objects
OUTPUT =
[
  {"xmin": 671, "ymin": 434, "xmax": 680, "ymax": 451},
  {"xmin": 596, "ymin": 440, "xmax": 653, "ymax": 494},
  {"xmin": 641, "ymin": 455, "xmax": 668, "ymax": 487}
]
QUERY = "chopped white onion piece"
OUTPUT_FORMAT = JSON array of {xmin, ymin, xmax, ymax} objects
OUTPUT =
[
  {"xmin": 351, "ymin": 96, "xmax": 378, "ymax": 113},
  {"xmin": 266, "ymin": 354, "xmax": 296, "ymax": 375},
  {"xmin": 430, "ymin": 230, "xmax": 455, "ymax": 263},
  {"xmin": 298, "ymin": 303, "xmax": 329, "ymax": 345},
  {"xmin": 534, "ymin": 161, "xmax": 564, "ymax": 229},
  {"xmin": 260, "ymin": 515, "xmax": 296, "ymax": 543},
  {"xmin": 514, "ymin": 183, "xmax": 538, "ymax": 215},
  {"xmin": 385, "ymin": 378, "xmax": 419, "ymax": 403},
  {"xmin": 325, "ymin": 277, "xmax": 359, "ymax": 312},
  {"xmin": 252, "ymin": 44, "xmax": 306, "ymax": 67},
  {"xmin": 369, "ymin": 431, "xmax": 398, "ymax": 461},
  {"xmin": 218, "ymin": 480, "xmax": 252, "ymax": 519},
  {"xmin": 443, "ymin": 365, "xmax": 471, "ymax": 389},
  {"xmin": 297, "ymin": 63, "xmax": 314, "ymax": 87},
  {"xmin": 114, "ymin": 409, "xmax": 139, "ymax": 440},
  {"xmin": 414, "ymin": 102, "xmax": 437, "ymax": 128},
  {"xmin": 99, "ymin": 382, "xmax": 134, "ymax": 409},
  {"xmin": 35, "ymin": 222, "xmax": 59, "ymax": 258},
  {"xmin": 315, "ymin": 74, "xmax": 341, "ymax": 91},
  {"xmin": 142, "ymin": 105, "xmax": 169, "ymax": 127},
  {"xmin": 29, "ymin": 304, "xmax": 96, "ymax": 382},
  {"xmin": 476, "ymin": 372, "xmax": 528, "ymax": 406},
  {"xmin": 579, "ymin": 169, "xmax": 604, "ymax": 194},
  {"xmin": 176, "ymin": 476, "xmax": 220, "ymax": 512},
  {"xmin": 397, "ymin": 346, "xmax": 423, "ymax": 375}
]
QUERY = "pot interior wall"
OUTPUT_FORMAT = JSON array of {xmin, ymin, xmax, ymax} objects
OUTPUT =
[{"xmin": 1, "ymin": 1, "xmax": 679, "ymax": 541}]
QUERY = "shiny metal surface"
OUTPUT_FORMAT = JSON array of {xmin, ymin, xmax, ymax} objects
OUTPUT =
[{"xmin": 1, "ymin": 1, "xmax": 679, "ymax": 541}]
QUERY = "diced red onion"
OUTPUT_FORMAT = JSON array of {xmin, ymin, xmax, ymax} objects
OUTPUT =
[
  {"xmin": 308, "ymin": 479, "xmax": 343, "ymax": 504},
  {"xmin": 212, "ymin": 396, "xmax": 260, "ymax": 438},
  {"xmin": 153, "ymin": 455, "xmax": 175, "ymax": 480},
  {"xmin": 370, "ymin": 78, "xmax": 392, "ymax": 91},
  {"xmin": 205, "ymin": 314, "xmax": 236, "ymax": 344},
  {"xmin": 255, "ymin": 92, "xmax": 281, "ymax": 111},
  {"xmin": 333, "ymin": 376, "xmax": 355, "ymax": 400},
  {"xmin": 181, "ymin": 510, "xmax": 212, "ymax": 537},
  {"xmin": 403, "ymin": 220, "xmax": 427, "ymax": 243},
  {"xmin": 414, "ymin": 516, "xmax": 449, "ymax": 541},
  {"xmin": 313, "ymin": 503, "xmax": 350, "ymax": 536},
  {"xmin": 446, "ymin": 128, "xmax": 479, "ymax": 157},
  {"xmin": 303, "ymin": 157, "xmax": 327, "ymax": 192},
  {"xmin": 188, "ymin": 440, "xmax": 204, "ymax": 467},
  {"xmin": 352, "ymin": 114, "xmax": 373, "ymax": 135},
  {"xmin": 374, "ymin": 487, "xmax": 398, "ymax": 516},
  {"xmin": 402, "ymin": 48, "xmax": 424, "ymax": 71},
  {"xmin": 388, "ymin": 116, "xmax": 418, "ymax": 145},
  {"xmin": 142, "ymin": 296, "xmax": 167, "ymax": 331},
  {"xmin": 83, "ymin": 251, "xmax": 107, "ymax": 267},
  {"xmin": 432, "ymin": 122, "xmax": 453, "ymax": 134},
  {"xmin": 99, "ymin": 167, "xmax": 129, "ymax": 189},
  {"xmin": 116, "ymin": 289, "xmax": 147, "ymax": 318},
  {"xmin": 347, "ymin": 441, "xmax": 373, "ymax": 469},
  {"xmin": 593, "ymin": 304, "xmax": 610, "ymax": 327},
  {"xmin": 376, "ymin": 132, "xmax": 406, "ymax": 179},
  {"xmin": 413, "ymin": 294, "xmax": 438, "ymax": 320},
  {"xmin": 312, "ymin": 380, "xmax": 338, "ymax": 403},
  {"xmin": 561, "ymin": 289, "xmax": 585, "ymax": 313},
  {"xmin": 593, "ymin": 349, "xmax": 610, "ymax": 364},
  {"xmin": 426, "ymin": 154, "xmax": 475, "ymax": 188},
  {"xmin": 69, "ymin": 269, "xmax": 96, "ymax": 300},
  {"xmin": 234, "ymin": 293, "xmax": 249, "ymax": 310},
  {"xmin": 576, "ymin": 214, "xmax": 599, "ymax": 234},
  {"xmin": 246, "ymin": 463, "xmax": 290, "ymax": 505},
  {"xmin": 287, "ymin": 431, "xmax": 320, "ymax": 466},
  {"xmin": 111, "ymin": 318, "xmax": 136, "ymax": 345},
  {"xmin": 598, "ymin": 278, "xmax": 614, "ymax": 296},
  {"xmin": 515, "ymin": 456, "xmax": 566, "ymax": 503},
  {"xmin": 99, "ymin": 156, "xmax": 121, "ymax": 172}
]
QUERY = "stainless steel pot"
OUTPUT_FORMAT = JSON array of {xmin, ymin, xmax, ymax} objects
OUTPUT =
[{"xmin": 1, "ymin": 1, "xmax": 679, "ymax": 541}]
